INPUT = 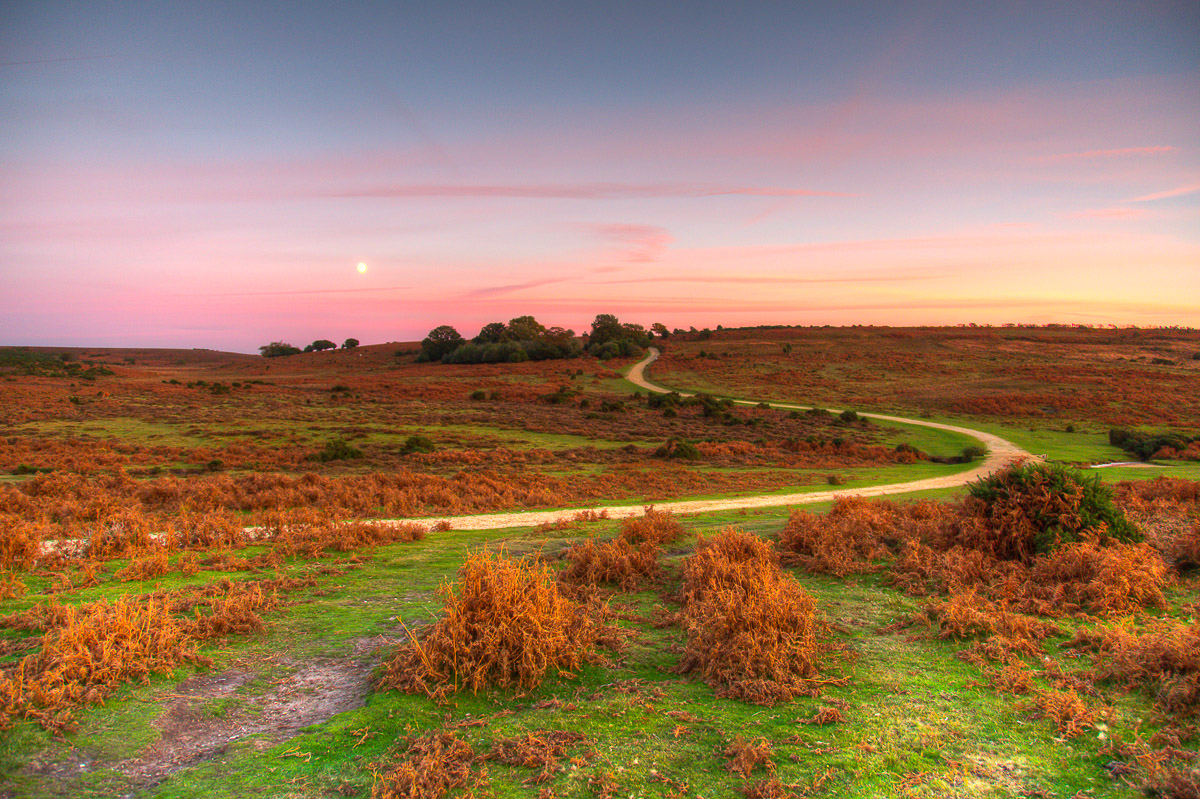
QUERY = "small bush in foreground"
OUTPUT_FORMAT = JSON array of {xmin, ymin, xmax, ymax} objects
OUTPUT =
[
  {"xmin": 559, "ymin": 537, "xmax": 661, "ymax": 591},
  {"xmin": 965, "ymin": 461, "xmax": 1139, "ymax": 560},
  {"xmin": 377, "ymin": 552, "xmax": 600, "ymax": 699},
  {"xmin": 677, "ymin": 529, "xmax": 834, "ymax": 705},
  {"xmin": 619, "ymin": 506, "xmax": 684, "ymax": 546}
]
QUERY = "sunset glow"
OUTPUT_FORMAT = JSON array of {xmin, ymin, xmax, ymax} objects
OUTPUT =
[{"xmin": 2, "ymin": 2, "xmax": 1198, "ymax": 350}]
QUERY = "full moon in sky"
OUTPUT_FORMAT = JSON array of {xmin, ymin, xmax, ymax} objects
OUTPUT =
[{"xmin": 356, "ymin": 262, "xmax": 367, "ymax": 274}]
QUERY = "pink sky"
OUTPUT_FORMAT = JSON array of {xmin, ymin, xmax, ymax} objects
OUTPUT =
[{"xmin": 2, "ymin": 3, "xmax": 1198, "ymax": 350}]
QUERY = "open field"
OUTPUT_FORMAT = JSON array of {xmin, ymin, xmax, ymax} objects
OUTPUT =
[{"xmin": 2, "ymin": 327, "xmax": 1199, "ymax": 798}]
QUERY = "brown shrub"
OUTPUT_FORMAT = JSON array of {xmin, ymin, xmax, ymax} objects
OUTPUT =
[
  {"xmin": 559, "ymin": 537, "xmax": 661, "ymax": 590},
  {"xmin": 797, "ymin": 706, "xmax": 846, "ymax": 725},
  {"xmin": 1068, "ymin": 621, "xmax": 1200, "ymax": 720},
  {"xmin": 486, "ymin": 730, "xmax": 589, "ymax": 784},
  {"xmin": 618, "ymin": 506, "xmax": 684, "ymax": 546},
  {"xmin": 679, "ymin": 527, "xmax": 777, "ymax": 607},
  {"xmin": 1029, "ymin": 540, "xmax": 1169, "ymax": 614},
  {"xmin": 0, "ymin": 596, "xmax": 199, "ymax": 732},
  {"xmin": 724, "ymin": 735, "xmax": 775, "ymax": 778},
  {"xmin": 378, "ymin": 552, "xmax": 600, "ymax": 699},
  {"xmin": 273, "ymin": 520, "xmax": 425, "ymax": 557},
  {"xmin": 371, "ymin": 731, "xmax": 484, "ymax": 799},
  {"xmin": 115, "ymin": 547, "xmax": 171, "ymax": 582},
  {"xmin": 914, "ymin": 589, "xmax": 1060, "ymax": 654},
  {"xmin": 0, "ymin": 515, "xmax": 47, "ymax": 570},
  {"xmin": 677, "ymin": 528, "xmax": 833, "ymax": 705},
  {"xmin": 1032, "ymin": 689, "xmax": 1096, "ymax": 738}
]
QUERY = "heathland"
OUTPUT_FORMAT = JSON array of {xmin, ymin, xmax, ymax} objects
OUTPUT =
[{"xmin": 0, "ymin": 324, "xmax": 1198, "ymax": 798}]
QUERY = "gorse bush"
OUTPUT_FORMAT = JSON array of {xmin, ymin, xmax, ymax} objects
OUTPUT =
[
  {"xmin": 313, "ymin": 438, "xmax": 362, "ymax": 462},
  {"xmin": 966, "ymin": 461, "xmax": 1139, "ymax": 559}
]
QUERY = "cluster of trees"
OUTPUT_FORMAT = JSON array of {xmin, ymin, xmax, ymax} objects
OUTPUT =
[
  {"xmin": 259, "ymin": 338, "xmax": 359, "ymax": 358},
  {"xmin": 419, "ymin": 314, "xmax": 661, "ymax": 364}
]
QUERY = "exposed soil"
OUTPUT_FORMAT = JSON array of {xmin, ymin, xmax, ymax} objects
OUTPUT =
[{"xmin": 16, "ymin": 636, "xmax": 390, "ymax": 797}]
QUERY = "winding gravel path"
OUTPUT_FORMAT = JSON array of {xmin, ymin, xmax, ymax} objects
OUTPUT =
[{"xmin": 396, "ymin": 348, "xmax": 1030, "ymax": 531}]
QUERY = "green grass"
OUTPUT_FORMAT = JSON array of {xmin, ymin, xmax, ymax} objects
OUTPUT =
[{"xmin": 3, "ymin": 497, "xmax": 1182, "ymax": 797}]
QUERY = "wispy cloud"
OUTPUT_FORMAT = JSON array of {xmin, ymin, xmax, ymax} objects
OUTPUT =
[
  {"xmin": 1032, "ymin": 145, "xmax": 1175, "ymax": 163},
  {"xmin": 212, "ymin": 285, "xmax": 411, "ymax": 297},
  {"xmin": 587, "ymin": 223, "xmax": 673, "ymax": 263},
  {"xmin": 1128, "ymin": 183, "xmax": 1200, "ymax": 203},
  {"xmin": 329, "ymin": 182, "xmax": 855, "ymax": 201},
  {"xmin": 460, "ymin": 277, "xmax": 571, "ymax": 299},
  {"xmin": 1063, "ymin": 207, "xmax": 1147, "ymax": 220}
]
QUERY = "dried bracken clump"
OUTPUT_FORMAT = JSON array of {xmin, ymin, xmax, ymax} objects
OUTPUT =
[
  {"xmin": 1068, "ymin": 621, "xmax": 1200, "ymax": 720},
  {"xmin": 724, "ymin": 735, "xmax": 775, "ymax": 778},
  {"xmin": 272, "ymin": 519, "xmax": 426, "ymax": 557},
  {"xmin": 0, "ymin": 596, "xmax": 198, "ymax": 732},
  {"xmin": 559, "ymin": 537, "xmax": 661, "ymax": 590},
  {"xmin": 1032, "ymin": 689, "xmax": 1097, "ymax": 738},
  {"xmin": 797, "ymin": 706, "xmax": 846, "ymax": 725},
  {"xmin": 377, "ymin": 552, "xmax": 600, "ymax": 699},
  {"xmin": 914, "ymin": 589, "xmax": 1061, "ymax": 655},
  {"xmin": 0, "ymin": 514, "xmax": 48, "ymax": 570},
  {"xmin": 1029, "ymin": 540, "xmax": 1168, "ymax": 614},
  {"xmin": 619, "ymin": 507, "xmax": 684, "ymax": 546},
  {"xmin": 370, "ymin": 731, "xmax": 484, "ymax": 799},
  {"xmin": 741, "ymin": 778, "xmax": 799, "ymax": 799},
  {"xmin": 676, "ymin": 528, "xmax": 834, "ymax": 705},
  {"xmin": 678, "ymin": 527, "xmax": 777, "ymax": 607},
  {"xmin": 114, "ymin": 547, "xmax": 171, "ymax": 582},
  {"xmin": 486, "ymin": 730, "xmax": 590, "ymax": 784},
  {"xmin": 0, "ymin": 574, "xmax": 301, "ymax": 732}
]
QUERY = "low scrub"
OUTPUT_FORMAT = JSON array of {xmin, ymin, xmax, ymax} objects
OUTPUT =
[
  {"xmin": 676, "ymin": 529, "xmax": 835, "ymax": 705},
  {"xmin": 378, "ymin": 552, "xmax": 601, "ymax": 699},
  {"xmin": 559, "ymin": 537, "xmax": 661, "ymax": 591}
]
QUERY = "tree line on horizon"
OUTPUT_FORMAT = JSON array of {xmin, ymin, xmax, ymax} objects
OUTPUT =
[
  {"xmin": 259, "ymin": 338, "xmax": 359, "ymax": 357},
  {"xmin": 419, "ymin": 314, "xmax": 669, "ymax": 364}
]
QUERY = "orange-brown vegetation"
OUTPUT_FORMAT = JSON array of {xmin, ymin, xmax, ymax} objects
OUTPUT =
[
  {"xmin": 676, "ymin": 529, "xmax": 836, "ymax": 705},
  {"xmin": 370, "ymin": 731, "xmax": 484, "ymax": 799},
  {"xmin": 1067, "ymin": 621, "xmax": 1200, "ymax": 721},
  {"xmin": 1032, "ymin": 689, "xmax": 1098, "ymax": 739},
  {"xmin": 723, "ymin": 735, "xmax": 775, "ymax": 778},
  {"xmin": 559, "ymin": 537, "xmax": 661, "ymax": 591},
  {"xmin": 377, "ymin": 552, "xmax": 602, "ymax": 700},
  {"xmin": 0, "ymin": 573, "xmax": 313, "ymax": 731},
  {"xmin": 485, "ymin": 730, "xmax": 590, "ymax": 784},
  {"xmin": 652, "ymin": 325, "xmax": 1200, "ymax": 427},
  {"xmin": 558, "ymin": 507, "xmax": 683, "ymax": 591}
]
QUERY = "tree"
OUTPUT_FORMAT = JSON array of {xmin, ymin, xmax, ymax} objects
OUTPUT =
[
  {"xmin": 651, "ymin": 322, "xmax": 669, "ymax": 339},
  {"xmin": 259, "ymin": 341, "xmax": 301, "ymax": 358},
  {"xmin": 473, "ymin": 322, "xmax": 508, "ymax": 345},
  {"xmin": 342, "ymin": 338, "xmax": 359, "ymax": 349},
  {"xmin": 309, "ymin": 339, "xmax": 337, "ymax": 352},
  {"xmin": 507, "ymin": 315, "xmax": 547, "ymax": 342},
  {"xmin": 419, "ymin": 325, "xmax": 466, "ymax": 362},
  {"xmin": 588, "ymin": 314, "xmax": 624, "ymax": 347}
]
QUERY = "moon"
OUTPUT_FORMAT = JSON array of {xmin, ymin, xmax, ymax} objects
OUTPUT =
[{"xmin": 356, "ymin": 262, "xmax": 367, "ymax": 274}]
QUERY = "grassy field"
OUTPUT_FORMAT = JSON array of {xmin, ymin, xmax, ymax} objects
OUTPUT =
[
  {"xmin": 1, "ymin": 328, "xmax": 1198, "ymax": 798},
  {"xmin": 4, "ymin": 499, "xmax": 1188, "ymax": 798}
]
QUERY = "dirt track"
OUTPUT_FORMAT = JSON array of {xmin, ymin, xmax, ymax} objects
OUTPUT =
[{"xmin": 394, "ymin": 348, "xmax": 1031, "ymax": 531}]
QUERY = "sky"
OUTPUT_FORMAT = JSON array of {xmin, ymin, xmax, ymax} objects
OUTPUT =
[{"xmin": 2, "ymin": 1, "xmax": 1199, "ymax": 351}]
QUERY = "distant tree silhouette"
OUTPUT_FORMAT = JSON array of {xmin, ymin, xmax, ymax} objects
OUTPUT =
[
  {"xmin": 308, "ymin": 339, "xmax": 337, "ymax": 352},
  {"xmin": 418, "ymin": 325, "xmax": 466, "ymax": 362},
  {"xmin": 259, "ymin": 341, "xmax": 301, "ymax": 358},
  {"xmin": 342, "ymin": 338, "xmax": 360, "ymax": 349}
]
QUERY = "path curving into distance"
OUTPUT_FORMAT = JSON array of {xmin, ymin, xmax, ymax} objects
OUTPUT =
[{"xmin": 398, "ymin": 348, "xmax": 1031, "ymax": 531}]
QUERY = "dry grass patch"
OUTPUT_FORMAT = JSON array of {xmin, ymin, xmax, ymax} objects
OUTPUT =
[{"xmin": 378, "ymin": 551, "xmax": 602, "ymax": 700}]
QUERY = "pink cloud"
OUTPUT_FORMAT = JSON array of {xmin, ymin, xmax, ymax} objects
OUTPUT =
[
  {"xmin": 1128, "ymin": 183, "xmax": 1200, "ymax": 202},
  {"xmin": 587, "ymin": 223, "xmax": 673, "ymax": 262},
  {"xmin": 1063, "ymin": 207, "xmax": 1147, "ymax": 220},
  {"xmin": 327, "ymin": 182, "xmax": 855, "ymax": 201},
  {"xmin": 1032, "ymin": 146, "xmax": 1176, "ymax": 163}
]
